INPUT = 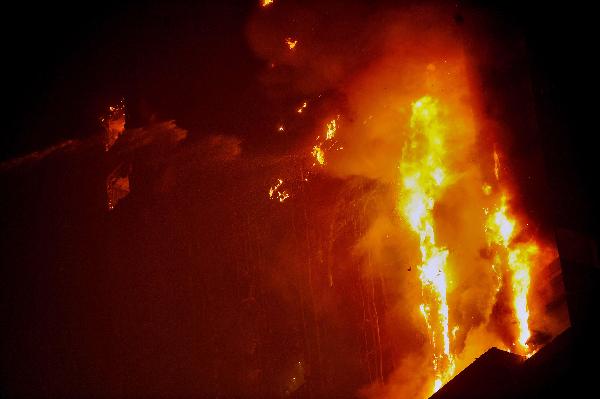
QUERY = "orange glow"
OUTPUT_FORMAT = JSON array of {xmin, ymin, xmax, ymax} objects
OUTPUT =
[
  {"xmin": 100, "ymin": 98, "xmax": 126, "ymax": 151},
  {"xmin": 261, "ymin": 0, "xmax": 274, "ymax": 7}
]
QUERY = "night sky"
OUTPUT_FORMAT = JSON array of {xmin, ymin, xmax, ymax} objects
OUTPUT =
[{"xmin": 1, "ymin": 1, "xmax": 598, "ymax": 398}]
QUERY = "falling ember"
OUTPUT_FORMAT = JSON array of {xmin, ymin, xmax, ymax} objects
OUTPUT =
[
  {"xmin": 297, "ymin": 101, "xmax": 307, "ymax": 113},
  {"xmin": 493, "ymin": 148, "xmax": 501, "ymax": 181},
  {"xmin": 397, "ymin": 96, "xmax": 454, "ymax": 393},
  {"xmin": 285, "ymin": 37, "xmax": 298, "ymax": 50},
  {"xmin": 260, "ymin": 0, "xmax": 274, "ymax": 7},
  {"xmin": 278, "ymin": 125, "xmax": 285, "ymax": 132},
  {"xmin": 100, "ymin": 98, "xmax": 126, "ymax": 151}
]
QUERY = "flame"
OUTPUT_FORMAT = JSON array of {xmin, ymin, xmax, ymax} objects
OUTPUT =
[
  {"xmin": 484, "ymin": 171, "xmax": 535, "ymax": 354},
  {"xmin": 310, "ymin": 116, "xmax": 340, "ymax": 166},
  {"xmin": 312, "ymin": 145, "xmax": 325, "ymax": 165},
  {"xmin": 285, "ymin": 37, "xmax": 298, "ymax": 50},
  {"xmin": 508, "ymin": 243, "xmax": 537, "ymax": 349},
  {"xmin": 100, "ymin": 98, "xmax": 126, "ymax": 151},
  {"xmin": 261, "ymin": 0, "xmax": 274, "ymax": 7},
  {"xmin": 398, "ymin": 96, "xmax": 455, "ymax": 393},
  {"xmin": 326, "ymin": 118, "xmax": 337, "ymax": 140}
]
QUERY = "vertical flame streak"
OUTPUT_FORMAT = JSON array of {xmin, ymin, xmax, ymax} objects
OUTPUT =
[
  {"xmin": 399, "ymin": 97, "xmax": 454, "ymax": 393},
  {"xmin": 485, "ymin": 189, "xmax": 534, "ymax": 354},
  {"xmin": 508, "ymin": 244, "xmax": 537, "ymax": 349}
]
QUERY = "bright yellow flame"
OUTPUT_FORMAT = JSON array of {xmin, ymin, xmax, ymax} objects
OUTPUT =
[
  {"xmin": 261, "ymin": 0, "xmax": 274, "ymax": 7},
  {"xmin": 398, "ymin": 96, "xmax": 454, "ymax": 393},
  {"xmin": 484, "ymin": 186, "xmax": 534, "ymax": 354},
  {"xmin": 508, "ymin": 243, "xmax": 537, "ymax": 350},
  {"xmin": 285, "ymin": 37, "xmax": 298, "ymax": 50},
  {"xmin": 312, "ymin": 145, "xmax": 325, "ymax": 165},
  {"xmin": 326, "ymin": 118, "xmax": 337, "ymax": 140},
  {"xmin": 487, "ymin": 195, "xmax": 515, "ymax": 247}
]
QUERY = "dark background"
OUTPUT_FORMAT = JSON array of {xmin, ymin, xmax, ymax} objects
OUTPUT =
[{"xmin": 1, "ymin": 1, "xmax": 598, "ymax": 398}]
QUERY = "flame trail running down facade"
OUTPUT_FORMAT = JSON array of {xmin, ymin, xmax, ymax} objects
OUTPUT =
[{"xmin": 398, "ymin": 97, "xmax": 455, "ymax": 394}]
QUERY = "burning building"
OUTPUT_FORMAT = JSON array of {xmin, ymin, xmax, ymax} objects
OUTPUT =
[{"xmin": 1, "ymin": 1, "xmax": 597, "ymax": 398}]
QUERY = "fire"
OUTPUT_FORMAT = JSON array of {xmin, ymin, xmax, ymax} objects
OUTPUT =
[
  {"xmin": 260, "ymin": 0, "xmax": 274, "ymax": 7},
  {"xmin": 398, "ymin": 96, "xmax": 455, "ymax": 393},
  {"xmin": 100, "ymin": 98, "xmax": 126, "ymax": 151},
  {"xmin": 508, "ymin": 243, "xmax": 537, "ymax": 349},
  {"xmin": 312, "ymin": 145, "xmax": 325, "ymax": 165},
  {"xmin": 484, "ymin": 162, "xmax": 535, "ymax": 354},
  {"xmin": 269, "ymin": 178, "xmax": 290, "ymax": 203},
  {"xmin": 285, "ymin": 37, "xmax": 298, "ymax": 50},
  {"xmin": 310, "ymin": 116, "xmax": 340, "ymax": 166},
  {"xmin": 326, "ymin": 118, "xmax": 337, "ymax": 140}
]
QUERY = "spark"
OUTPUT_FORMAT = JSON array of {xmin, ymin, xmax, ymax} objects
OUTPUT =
[
  {"xmin": 285, "ymin": 37, "xmax": 298, "ymax": 50},
  {"xmin": 297, "ymin": 101, "xmax": 307, "ymax": 113}
]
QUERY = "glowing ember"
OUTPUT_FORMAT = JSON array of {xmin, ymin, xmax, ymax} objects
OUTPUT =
[
  {"xmin": 269, "ymin": 178, "xmax": 290, "ymax": 203},
  {"xmin": 285, "ymin": 37, "xmax": 298, "ymax": 50},
  {"xmin": 260, "ymin": 0, "xmax": 274, "ymax": 7},
  {"xmin": 398, "ymin": 96, "xmax": 455, "ymax": 393},
  {"xmin": 297, "ymin": 101, "xmax": 307, "ymax": 113},
  {"xmin": 100, "ymin": 98, "xmax": 126, "ymax": 151}
]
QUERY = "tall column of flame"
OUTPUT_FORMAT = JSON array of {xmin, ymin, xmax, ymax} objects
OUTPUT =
[
  {"xmin": 398, "ymin": 96, "xmax": 455, "ymax": 393},
  {"xmin": 484, "ymin": 152, "xmax": 536, "ymax": 354}
]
